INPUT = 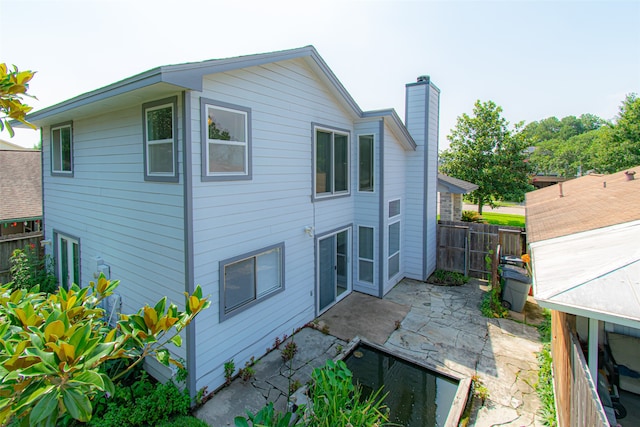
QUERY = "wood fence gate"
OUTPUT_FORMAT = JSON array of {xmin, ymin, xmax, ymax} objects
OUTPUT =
[{"xmin": 436, "ymin": 221, "xmax": 526, "ymax": 278}]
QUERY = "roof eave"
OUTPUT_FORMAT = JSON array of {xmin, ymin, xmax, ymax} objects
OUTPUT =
[
  {"xmin": 535, "ymin": 297, "xmax": 640, "ymax": 329},
  {"xmin": 361, "ymin": 109, "xmax": 416, "ymax": 150}
]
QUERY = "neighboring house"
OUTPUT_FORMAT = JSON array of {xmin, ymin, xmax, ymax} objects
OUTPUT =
[
  {"xmin": 18, "ymin": 46, "xmax": 441, "ymax": 396},
  {"xmin": 0, "ymin": 149, "xmax": 42, "ymax": 237},
  {"xmin": 437, "ymin": 173, "xmax": 477, "ymax": 221},
  {"xmin": 526, "ymin": 166, "xmax": 640, "ymax": 426},
  {"xmin": 530, "ymin": 174, "xmax": 569, "ymax": 190},
  {"xmin": 0, "ymin": 138, "xmax": 30, "ymax": 150}
]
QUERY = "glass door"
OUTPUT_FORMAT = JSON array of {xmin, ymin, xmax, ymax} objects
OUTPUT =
[
  {"xmin": 318, "ymin": 229, "xmax": 350, "ymax": 314},
  {"xmin": 57, "ymin": 234, "xmax": 79, "ymax": 289}
]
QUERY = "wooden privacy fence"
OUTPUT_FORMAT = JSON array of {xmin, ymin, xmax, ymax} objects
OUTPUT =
[
  {"xmin": 0, "ymin": 232, "xmax": 43, "ymax": 284},
  {"xmin": 436, "ymin": 221, "xmax": 526, "ymax": 278},
  {"xmin": 552, "ymin": 311, "xmax": 608, "ymax": 427}
]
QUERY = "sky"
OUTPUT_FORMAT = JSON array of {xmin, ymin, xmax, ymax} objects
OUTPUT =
[{"xmin": 1, "ymin": 0, "xmax": 639, "ymax": 150}]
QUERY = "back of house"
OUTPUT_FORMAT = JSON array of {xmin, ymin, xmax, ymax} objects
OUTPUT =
[{"xmin": 21, "ymin": 46, "xmax": 440, "ymax": 396}]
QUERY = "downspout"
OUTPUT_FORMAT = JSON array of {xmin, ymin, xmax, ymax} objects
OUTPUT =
[
  {"xmin": 378, "ymin": 119, "xmax": 385, "ymax": 298},
  {"xmin": 182, "ymin": 90, "xmax": 196, "ymax": 399}
]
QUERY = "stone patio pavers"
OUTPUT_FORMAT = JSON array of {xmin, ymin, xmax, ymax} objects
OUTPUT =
[{"xmin": 196, "ymin": 278, "xmax": 546, "ymax": 426}]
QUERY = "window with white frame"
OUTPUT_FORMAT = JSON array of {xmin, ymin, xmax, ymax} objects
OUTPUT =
[
  {"xmin": 203, "ymin": 101, "xmax": 251, "ymax": 179},
  {"xmin": 388, "ymin": 221, "xmax": 400, "ymax": 279},
  {"xmin": 315, "ymin": 127, "xmax": 349, "ymax": 197},
  {"xmin": 220, "ymin": 243, "xmax": 284, "ymax": 320},
  {"xmin": 358, "ymin": 135, "xmax": 374, "ymax": 192},
  {"xmin": 358, "ymin": 226, "xmax": 374, "ymax": 284},
  {"xmin": 51, "ymin": 122, "xmax": 73, "ymax": 175},
  {"xmin": 389, "ymin": 199, "xmax": 401, "ymax": 218},
  {"xmin": 143, "ymin": 97, "xmax": 177, "ymax": 180}
]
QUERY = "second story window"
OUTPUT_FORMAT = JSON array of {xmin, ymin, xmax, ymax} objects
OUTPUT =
[
  {"xmin": 203, "ymin": 99, "xmax": 251, "ymax": 180},
  {"xmin": 143, "ymin": 97, "xmax": 177, "ymax": 181},
  {"xmin": 315, "ymin": 127, "xmax": 349, "ymax": 198},
  {"xmin": 51, "ymin": 122, "xmax": 73, "ymax": 175}
]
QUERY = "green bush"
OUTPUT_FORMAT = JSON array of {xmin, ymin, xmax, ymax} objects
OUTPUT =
[
  {"xmin": 536, "ymin": 344, "xmax": 557, "ymax": 426},
  {"xmin": 461, "ymin": 210, "xmax": 485, "ymax": 223},
  {"xmin": 480, "ymin": 287, "xmax": 508, "ymax": 318},
  {"xmin": 90, "ymin": 371, "xmax": 191, "ymax": 427},
  {"xmin": 158, "ymin": 416, "xmax": 210, "ymax": 427},
  {"xmin": 429, "ymin": 269, "xmax": 469, "ymax": 286},
  {"xmin": 7, "ymin": 246, "xmax": 57, "ymax": 293}
]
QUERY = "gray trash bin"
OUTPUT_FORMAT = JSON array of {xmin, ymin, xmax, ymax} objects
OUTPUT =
[{"xmin": 501, "ymin": 268, "xmax": 531, "ymax": 312}]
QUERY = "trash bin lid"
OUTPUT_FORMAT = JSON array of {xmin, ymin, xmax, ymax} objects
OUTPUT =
[
  {"xmin": 502, "ymin": 268, "xmax": 531, "ymax": 284},
  {"xmin": 501, "ymin": 264, "xmax": 528, "ymax": 276}
]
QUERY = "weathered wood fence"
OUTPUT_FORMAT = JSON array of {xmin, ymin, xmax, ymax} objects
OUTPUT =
[
  {"xmin": 552, "ymin": 311, "xmax": 608, "ymax": 427},
  {"xmin": 0, "ymin": 232, "xmax": 43, "ymax": 284},
  {"xmin": 436, "ymin": 221, "xmax": 526, "ymax": 278}
]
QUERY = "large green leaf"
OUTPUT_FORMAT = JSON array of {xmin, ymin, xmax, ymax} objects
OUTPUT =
[
  {"xmin": 70, "ymin": 370, "xmax": 104, "ymax": 389},
  {"xmin": 156, "ymin": 348, "xmax": 170, "ymax": 366},
  {"xmin": 62, "ymin": 387, "xmax": 92, "ymax": 422},
  {"xmin": 29, "ymin": 390, "xmax": 58, "ymax": 425},
  {"xmin": 170, "ymin": 334, "xmax": 182, "ymax": 347}
]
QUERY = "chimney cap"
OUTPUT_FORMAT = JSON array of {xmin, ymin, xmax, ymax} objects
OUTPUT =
[{"xmin": 417, "ymin": 75, "xmax": 430, "ymax": 83}]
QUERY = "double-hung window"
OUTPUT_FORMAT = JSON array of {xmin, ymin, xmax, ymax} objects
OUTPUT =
[
  {"xmin": 202, "ymin": 99, "xmax": 251, "ymax": 180},
  {"xmin": 220, "ymin": 243, "xmax": 284, "ymax": 320},
  {"xmin": 358, "ymin": 135, "xmax": 374, "ymax": 192},
  {"xmin": 314, "ymin": 127, "xmax": 349, "ymax": 198},
  {"xmin": 143, "ymin": 97, "xmax": 177, "ymax": 181},
  {"xmin": 51, "ymin": 122, "xmax": 73, "ymax": 175}
]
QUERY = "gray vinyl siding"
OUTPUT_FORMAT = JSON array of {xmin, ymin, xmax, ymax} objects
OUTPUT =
[
  {"xmin": 41, "ymin": 97, "xmax": 187, "ymax": 379},
  {"xmin": 425, "ymin": 85, "xmax": 440, "ymax": 277},
  {"xmin": 189, "ymin": 58, "xmax": 355, "ymax": 390},
  {"xmin": 353, "ymin": 120, "xmax": 382, "ymax": 295},
  {"xmin": 404, "ymin": 84, "xmax": 428, "ymax": 280},
  {"xmin": 382, "ymin": 125, "xmax": 406, "ymax": 295}
]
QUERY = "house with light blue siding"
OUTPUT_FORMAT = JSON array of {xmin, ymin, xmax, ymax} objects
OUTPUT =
[{"xmin": 20, "ymin": 46, "xmax": 440, "ymax": 396}]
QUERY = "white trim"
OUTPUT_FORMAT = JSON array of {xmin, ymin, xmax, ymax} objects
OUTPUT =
[
  {"xmin": 51, "ymin": 123, "xmax": 73, "ymax": 174},
  {"xmin": 388, "ymin": 198, "xmax": 401, "ymax": 219},
  {"xmin": 205, "ymin": 104, "xmax": 249, "ymax": 177},
  {"xmin": 316, "ymin": 227, "xmax": 352, "ymax": 315},
  {"xmin": 313, "ymin": 126, "xmax": 351, "ymax": 199},
  {"xmin": 56, "ymin": 234, "xmax": 79, "ymax": 289},
  {"xmin": 388, "ymin": 220, "xmax": 401, "ymax": 280}
]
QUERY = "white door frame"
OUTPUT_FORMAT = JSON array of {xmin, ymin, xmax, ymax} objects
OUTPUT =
[{"xmin": 316, "ymin": 226, "xmax": 352, "ymax": 315}]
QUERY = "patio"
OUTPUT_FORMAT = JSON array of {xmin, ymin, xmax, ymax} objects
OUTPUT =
[{"xmin": 195, "ymin": 278, "xmax": 546, "ymax": 426}]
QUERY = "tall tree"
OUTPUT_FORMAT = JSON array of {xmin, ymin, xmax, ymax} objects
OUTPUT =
[
  {"xmin": 0, "ymin": 64, "xmax": 37, "ymax": 136},
  {"xmin": 440, "ymin": 100, "xmax": 533, "ymax": 214},
  {"xmin": 595, "ymin": 93, "xmax": 640, "ymax": 173}
]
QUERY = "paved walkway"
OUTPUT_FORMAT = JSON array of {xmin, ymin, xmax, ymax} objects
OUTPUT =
[{"xmin": 195, "ymin": 278, "xmax": 545, "ymax": 426}]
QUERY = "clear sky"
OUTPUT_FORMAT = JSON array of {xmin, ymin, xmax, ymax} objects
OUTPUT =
[{"xmin": 1, "ymin": 0, "xmax": 639, "ymax": 149}]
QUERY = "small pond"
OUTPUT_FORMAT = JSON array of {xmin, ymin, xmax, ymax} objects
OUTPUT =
[{"xmin": 344, "ymin": 342, "xmax": 461, "ymax": 427}]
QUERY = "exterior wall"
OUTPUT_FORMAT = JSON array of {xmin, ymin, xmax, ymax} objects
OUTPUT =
[
  {"xmin": 439, "ymin": 191, "xmax": 454, "ymax": 222},
  {"xmin": 189, "ymin": 58, "xmax": 356, "ymax": 391},
  {"xmin": 425, "ymin": 85, "xmax": 440, "ymax": 276},
  {"xmin": 353, "ymin": 119, "xmax": 382, "ymax": 296},
  {"xmin": 41, "ymin": 95, "xmax": 187, "ymax": 379},
  {"xmin": 452, "ymin": 193, "xmax": 463, "ymax": 221},
  {"xmin": 382, "ymin": 125, "xmax": 407, "ymax": 295}
]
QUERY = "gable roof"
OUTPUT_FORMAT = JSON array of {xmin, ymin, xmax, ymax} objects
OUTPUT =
[
  {"xmin": 437, "ymin": 173, "xmax": 478, "ymax": 194},
  {"xmin": 526, "ymin": 166, "xmax": 640, "ymax": 243},
  {"xmin": 18, "ymin": 46, "xmax": 416, "ymax": 150},
  {"xmin": 0, "ymin": 139, "xmax": 31, "ymax": 150},
  {"xmin": 0, "ymin": 150, "xmax": 42, "ymax": 222}
]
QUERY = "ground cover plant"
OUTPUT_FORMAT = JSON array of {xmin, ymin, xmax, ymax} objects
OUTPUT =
[
  {"xmin": 536, "ymin": 310, "xmax": 557, "ymax": 426},
  {"xmin": 480, "ymin": 212, "xmax": 525, "ymax": 228},
  {"xmin": 429, "ymin": 269, "xmax": 469, "ymax": 286}
]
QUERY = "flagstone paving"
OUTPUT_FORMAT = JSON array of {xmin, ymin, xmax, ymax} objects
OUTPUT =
[{"xmin": 195, "ymin": 278, "xmax": 545, "ymax": 426}]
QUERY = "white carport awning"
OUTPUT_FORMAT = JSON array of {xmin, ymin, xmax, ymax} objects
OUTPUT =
[{"xmin": 530, "ymin": 220, "xmax": 640, "ymax": 329}]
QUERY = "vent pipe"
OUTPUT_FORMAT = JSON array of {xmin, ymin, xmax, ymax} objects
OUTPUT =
[
  {"xmin": 559, "ymin": 182, "xmax": 563, "ymax": 197},
  {"xmin": 417, "ymin": 75, "xmax": 430, "ymax": 83},
  {"xmin": 625, "ymin": 170, "xmax": 636, "ymax": 181}
]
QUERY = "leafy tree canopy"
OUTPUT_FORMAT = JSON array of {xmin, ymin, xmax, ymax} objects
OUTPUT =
[{"xmin": 440, "ymin": 100, "xmax": 533, "ymax": 214}]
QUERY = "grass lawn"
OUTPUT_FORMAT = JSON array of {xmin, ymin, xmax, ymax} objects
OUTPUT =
[{"xmin": 481, "ymin": 212, "xmax": 525, "ymax": 227}]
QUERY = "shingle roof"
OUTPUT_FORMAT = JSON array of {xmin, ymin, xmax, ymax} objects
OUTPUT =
[
  {"xmin": 0, "ymin": 150, "xmax": 42, "ymax": 221},
  {"xmin": 525, "ymin": 166, "xmax": 640, "ymax": 243},
  {"xmin": 437, "ymin": 173, "xmax": 478, "ymax": 194}
]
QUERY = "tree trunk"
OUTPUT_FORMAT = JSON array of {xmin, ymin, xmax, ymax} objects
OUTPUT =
[{"xmin": 478, "ymin": 200, "xmax": 484, "ymax": 215}]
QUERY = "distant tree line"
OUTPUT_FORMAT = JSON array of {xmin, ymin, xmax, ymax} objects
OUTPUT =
[
  {"xmin": 525, "ymin": 93, "xmax": 640, "ymax": 176},
  {"xmin": 440, "ymin": 94, "xmax": 639, "ymax": 213}
]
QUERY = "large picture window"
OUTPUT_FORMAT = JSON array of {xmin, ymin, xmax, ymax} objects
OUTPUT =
[
  {"xmin": 315, "ymin": 127, "xmax": 349, "ymax": 198},
  {"xmin": 51, "ymin": 122, "xmax": 73, "ymax": 175},
  {"xmin": 358, "ymin": 135, "xmax": 374, "ymax": 192},
  {"xmin": 220, "ymin": 243, "xmax": 284, "ymax": 320},
  {"xmin": 202, "ymin": 99, "xmax": 251, "ymax": 180},
  {"xmin": 143, "ymin": 97, "xmax": 177, "ymax": 181}
]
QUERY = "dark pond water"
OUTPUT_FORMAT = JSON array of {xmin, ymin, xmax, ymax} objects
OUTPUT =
[{"xmin": 344, "ymin": 343, "xmax": 459, "ymax": 427}]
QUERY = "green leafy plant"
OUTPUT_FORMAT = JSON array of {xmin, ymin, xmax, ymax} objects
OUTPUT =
[
  {"xmin": 281, "ymin": 340, "xmax": 298, "ymax": 362},
  {"xmin": 0, "ymin": 63, "xmax": 37, "ymax": 136},
  {"xmin": 224, "ymin": 359, "xmax": 235, "ymax": 385},
  {"xmin": 238, "ymin": 358, "xmax": 256, "ymax": 382},
  {"xmin": 335, "ymin": 344, "xmax": 343, "ymax": 356},
  {"xmin": 234, "ymin": 402, "xmax": 293, "ymax": 427},
  {"xmin": 461, "ymin": 210, "xmax": 485, "ymax": 223},
  {"xmin": 429, "ymin": 269, "xmax": 470, "ymax": 286},
  {"xmin": 306, "ymin": 359, "xmax": 390, "ymax": 426},
  {"xmin": 289, "ymin": 379, "xmax": 302, "ymax": 395},
  {"xmin": 8, "ymin": 246, "xmax": 58, "ymax": 294},
  {"xmin": 471, "ymin": 374, "xmax": 490, "ymax": 406},
  {"xmin": 0, "ymin": 274, "xmax": 210, "ymax": 426},
  {"xmin": 157, "ymin": 415, "xmax": 210, "ymax": 427},
  {"xmin": 480, "ymin": 287, "xmax": 508, "ymax": 319}
]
